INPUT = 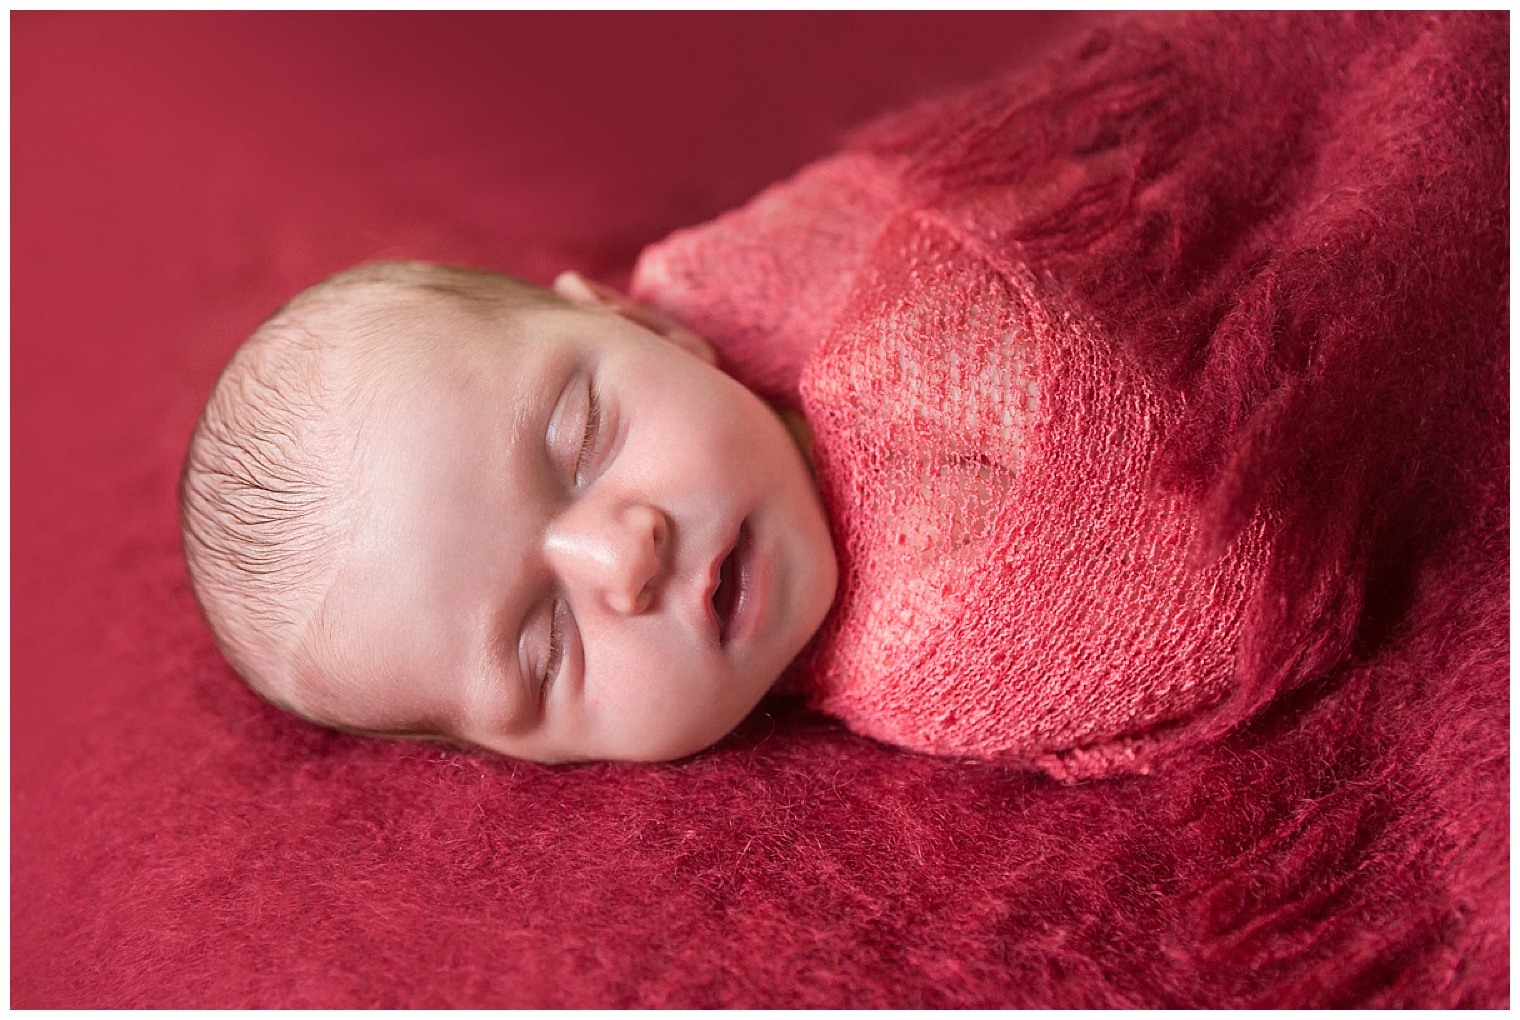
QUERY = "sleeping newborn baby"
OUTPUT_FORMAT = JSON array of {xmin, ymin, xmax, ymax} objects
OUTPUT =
[
  {"xmin": 181, "ymin": 261, "xmax": 837, "ymax": 762},
  {"xmin": 187, "ymin": 13, "xmax": 1461, "ymax": 779}
]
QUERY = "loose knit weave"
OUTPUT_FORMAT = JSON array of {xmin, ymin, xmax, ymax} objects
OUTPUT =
[
  {"xmin": 633, "ymin": 11, "xmax": 1508, "ymax": 778},
  {"xmin": 14, "ymin": 12, "xmax": 1507, "ymax": 1006}
]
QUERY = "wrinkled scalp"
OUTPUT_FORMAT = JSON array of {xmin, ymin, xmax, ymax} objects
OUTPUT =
[
  {"xmin": 179, "ymin": 261, "xmax": 564, "ymax": 717},
  {"xmin": 180, "ymin": 280, "xmax": 353, "ymax": 710}
]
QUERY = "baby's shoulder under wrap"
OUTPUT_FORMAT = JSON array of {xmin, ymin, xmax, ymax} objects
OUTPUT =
[{"xmin": 633, "ymin": 11, "xmax": 1508, "ymax": 780}]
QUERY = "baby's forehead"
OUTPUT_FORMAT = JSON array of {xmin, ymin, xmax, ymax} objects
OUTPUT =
[{"xmin": 322, "ymin": 283, "xmax": 546, "ymax": 366}]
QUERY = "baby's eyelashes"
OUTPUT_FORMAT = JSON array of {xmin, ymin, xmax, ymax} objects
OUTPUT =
[
  {"xmin": 519, "ymin": 597, "xmax": 575, "ymax": 717},
  {"xmin": 540, "ymin": 599, "xmax": 570, "ymax": 704},
  {"xmin": 574, "ymin": 386, "xmax": 602, "ymax": 488},
  {"xmin": 549, "ymin": 375, "xmax": 605, "ymax": 489}
]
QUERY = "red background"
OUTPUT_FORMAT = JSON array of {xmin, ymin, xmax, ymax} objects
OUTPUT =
[
  {"xmin": 14, "ymin": 13, "xmax": 1506, "ymax": 1009},
  {"xmin": 13, "ymin": 12, "xmax": 1102, "ymax": 1007}
]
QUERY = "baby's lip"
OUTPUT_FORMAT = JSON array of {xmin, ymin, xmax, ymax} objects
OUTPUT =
[{"xmin": 703, "ymin": 519, "xmax": 749, "ymax": 648}]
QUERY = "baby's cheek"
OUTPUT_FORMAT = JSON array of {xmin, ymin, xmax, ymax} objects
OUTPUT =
[{"xmin": 592, "ymin": 649, "xmax": 747, "ymax": 760}]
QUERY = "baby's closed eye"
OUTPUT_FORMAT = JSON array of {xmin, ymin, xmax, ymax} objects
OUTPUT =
[
  {"xmin": 519, "ymin": 597, "xmax": 573, "ymax": 713},
  {"xmin": 548, "ymin": 375, "xmax": 613, "ymax": 489}
]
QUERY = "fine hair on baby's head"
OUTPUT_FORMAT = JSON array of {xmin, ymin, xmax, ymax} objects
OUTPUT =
[
  {"xmin": 181, "ymin": 262, "xmax": 565, "ymax": 726},
  {"xmin": 182, "ymin": 260, "xmax": 837, "ymax": 762}
]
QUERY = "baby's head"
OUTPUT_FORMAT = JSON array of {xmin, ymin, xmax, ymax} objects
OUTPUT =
[{"xmin": 181, "ymin": 262, "xmax": 837, "ymax": 762}]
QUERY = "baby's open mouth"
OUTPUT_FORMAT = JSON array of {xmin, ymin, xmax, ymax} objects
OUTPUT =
[{"xmin": 711, "ymin": 523, "xmax": 748, "ymax": 645}]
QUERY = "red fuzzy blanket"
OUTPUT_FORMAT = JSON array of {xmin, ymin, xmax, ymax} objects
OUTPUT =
[{"xmin": 12, "ymin": 12, "xmax": 1507, "ymax": 1008}]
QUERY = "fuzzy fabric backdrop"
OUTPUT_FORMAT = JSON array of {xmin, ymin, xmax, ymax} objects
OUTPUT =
[{"xmin": 12, "ymin": 11, "xmax": 1507, "ymax": 1008}]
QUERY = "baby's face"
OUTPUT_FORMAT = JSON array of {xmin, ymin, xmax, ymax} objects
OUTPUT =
[{"xmin": 296, "ymin": 287, "xmax": 837, "ymax": 761}]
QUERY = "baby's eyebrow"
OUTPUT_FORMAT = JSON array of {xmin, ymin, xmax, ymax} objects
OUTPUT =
[{"xmin": 503, "ymin": 346, "xmax": 584, "ymax": 490}]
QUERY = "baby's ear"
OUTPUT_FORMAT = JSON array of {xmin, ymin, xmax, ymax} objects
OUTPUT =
[{"xmin": 553, "ymin": 271, "xmax": 716, "ymax": 365}]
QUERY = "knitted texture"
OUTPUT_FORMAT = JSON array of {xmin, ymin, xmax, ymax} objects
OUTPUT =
[
  {"xmin": 632, "ymin": 11, "xmax": 1508, "ymax": 779},
  {"xmin": 15, "ymin": 12, "xmax": 1506, "ymax": 1008},
  {"xmin": 634, "ymin": 152, "xmax": 905, "ymax": 407}
]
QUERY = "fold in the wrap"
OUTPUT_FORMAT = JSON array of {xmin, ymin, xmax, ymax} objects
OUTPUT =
[{"xmin": 634, "ymin": 12, "xmax": 1507, "ymax": 779}]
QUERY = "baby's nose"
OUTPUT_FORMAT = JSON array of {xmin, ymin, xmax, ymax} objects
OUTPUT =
[{"xmin": 545, "ymin": 502, "xmax": 671, "ymax": 615}]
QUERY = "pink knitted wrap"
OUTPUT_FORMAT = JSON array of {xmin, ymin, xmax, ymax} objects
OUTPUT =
[{"xmin": 633, "ymin": 12, "xmax": 1507, "ymax": 779}]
